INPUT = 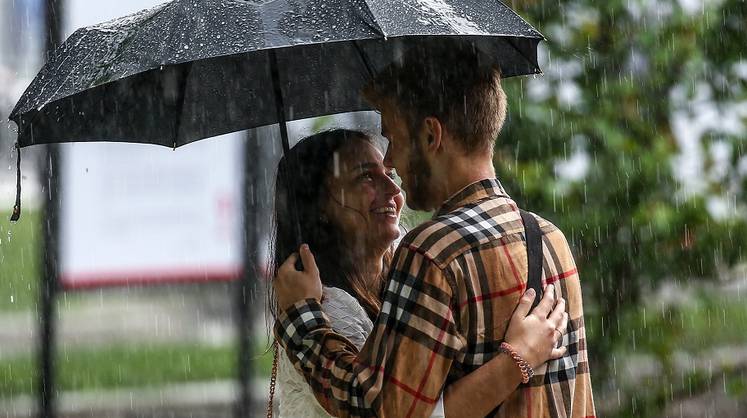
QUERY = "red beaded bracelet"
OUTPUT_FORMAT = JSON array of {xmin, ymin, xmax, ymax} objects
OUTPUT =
[{"xmin": 500, "ymin": 342, "xmax": 534, "ymax": 384}]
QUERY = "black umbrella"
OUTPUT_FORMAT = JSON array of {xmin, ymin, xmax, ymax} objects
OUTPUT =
[{"xmin": 7, "ymin": 0, "xmax": 544, "ymax": 221}]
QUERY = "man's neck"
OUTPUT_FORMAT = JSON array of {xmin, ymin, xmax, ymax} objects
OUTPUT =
[{"xmin": 437, "ymin": 158, "xmax": 495, "ymax": 205}]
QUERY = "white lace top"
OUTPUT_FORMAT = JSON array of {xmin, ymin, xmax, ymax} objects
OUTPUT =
[{"xmin": 277, "ymin": 286, "xmax": 446, "ymax": 418}]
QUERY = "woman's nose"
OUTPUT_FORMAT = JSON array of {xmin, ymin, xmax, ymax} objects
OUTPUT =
[
  {"xmin": 380, "ymin": 173, "xmax": 401, "ymax": 196},
  {"xmin": 383, "ymin": 147, "xmax": 394, "ymax": 169}
]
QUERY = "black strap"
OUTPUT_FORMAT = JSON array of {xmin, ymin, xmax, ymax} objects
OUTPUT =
[
  {"xmin": 520, "ymin": 209, "xmax": 543, "ymax": 309},
  {"xmin": 10, "ymin": 143, "xmax": 21, "ymax": 222}
]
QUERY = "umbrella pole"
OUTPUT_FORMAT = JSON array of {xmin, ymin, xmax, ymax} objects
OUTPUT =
[
  {"xmin": 269, "ymin": 50, "xmax": 304, "ymax": 249},
  {"xmin": 269, "ymin": 50, "xmax": 291, "ymax": 155}
]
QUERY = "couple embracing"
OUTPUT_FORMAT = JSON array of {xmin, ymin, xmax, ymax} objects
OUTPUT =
[{"xmin": 270, "ymin": 41, "xmax": 596, "ymax": 418}]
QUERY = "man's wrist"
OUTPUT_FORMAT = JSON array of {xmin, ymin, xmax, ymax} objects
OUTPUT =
[
  {"xmin": 499, "ymin": 342, "xmax": 534, "ymax": 384},
  {"xmin": 504, "ymin": 339, "xmax": 540, "ymax": 368}
]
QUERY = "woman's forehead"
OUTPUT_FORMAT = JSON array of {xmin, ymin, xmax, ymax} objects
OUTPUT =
[{"xmin": 337, "ymin": 140, "xmax": 383, "ymax": 168}]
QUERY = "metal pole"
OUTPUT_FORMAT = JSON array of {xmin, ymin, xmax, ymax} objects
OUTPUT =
[
  {"xmin": 236, "ymin": 129, "xmax": 260, "ymax": 418},
  {"xmin": 39, "ymin": 1, "xmax": 64, "ymax": 417}
]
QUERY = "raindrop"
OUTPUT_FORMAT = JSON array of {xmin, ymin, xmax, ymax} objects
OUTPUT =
[
  {"xmin": 6, "ymin": 230, "xmax": 12, "ymax": 243},
  {"xmin": 9, "ymin": 295, "xmax": 13, "ymax": 304}
]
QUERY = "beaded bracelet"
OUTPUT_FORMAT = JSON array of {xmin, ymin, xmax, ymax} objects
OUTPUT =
[{"xmin": 500, "ymin": 342, "xmax": 534, "ymax": 384}]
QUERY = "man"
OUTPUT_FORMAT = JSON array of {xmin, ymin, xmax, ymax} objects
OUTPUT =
[{"xmin": 273, "ymin": 41, "xmax": 596, "ymax": 417}]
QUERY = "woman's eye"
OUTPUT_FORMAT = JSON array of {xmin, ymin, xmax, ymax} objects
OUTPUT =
[
  {"xmin": 386, "ymin": 171, "xmax": 396, "ymax": 180},
  {"xmin": 358, "ymin": 173, "xmax": 374, "ymax": 182}
]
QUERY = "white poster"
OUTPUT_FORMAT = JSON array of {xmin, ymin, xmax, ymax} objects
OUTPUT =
[{"xmin": 59, "ymin": 0, "xmax": 243, "ymax": 288}]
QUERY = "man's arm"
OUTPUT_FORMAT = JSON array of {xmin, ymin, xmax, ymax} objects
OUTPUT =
[
  {"xmin": 274, "ymin": 244, "xmax": 463, "ymax": 418},
  {"xmin": 443, "ymin": 285, "xmax": 569, "ymax": 418}
]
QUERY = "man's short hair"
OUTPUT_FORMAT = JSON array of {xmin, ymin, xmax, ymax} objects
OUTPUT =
[{"xmin": 364, "ymin": 39, "xmax": 508, "ymax": 155}]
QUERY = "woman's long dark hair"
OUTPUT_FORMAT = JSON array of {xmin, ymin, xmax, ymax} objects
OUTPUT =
[{"xmin": 268, "ymin": 129, "xmax": 393, "ymax": 321}]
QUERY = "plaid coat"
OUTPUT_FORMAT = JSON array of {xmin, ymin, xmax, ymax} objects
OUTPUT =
[{"xmin": 275, "ymin": 179, "xmax": 596, "ymax": 418}]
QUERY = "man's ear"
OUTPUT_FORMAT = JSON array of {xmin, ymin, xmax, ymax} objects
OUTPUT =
[{"xmin": 422, "ymin": 117, "xmax": 443, "ymax": 153}]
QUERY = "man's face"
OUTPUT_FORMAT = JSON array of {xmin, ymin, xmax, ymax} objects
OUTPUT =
[{"xmin": 379, "ymin": 102, "xmax": 434, "ymax": 211}]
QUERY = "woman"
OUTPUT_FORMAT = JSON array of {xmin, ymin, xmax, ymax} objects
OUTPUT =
[{"xmin": 269, "ymin": 129, "xmax": 567, "ymax": 418}]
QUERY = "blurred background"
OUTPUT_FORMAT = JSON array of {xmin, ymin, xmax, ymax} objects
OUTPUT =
[{"xmin": 1, "ymin": 0, "xmax": 746, "ymax": 417}]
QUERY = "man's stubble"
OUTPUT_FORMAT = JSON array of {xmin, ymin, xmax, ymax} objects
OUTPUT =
[{"xmin": 404, "ymin": 139, "xmax": 434, "ymax": 211}]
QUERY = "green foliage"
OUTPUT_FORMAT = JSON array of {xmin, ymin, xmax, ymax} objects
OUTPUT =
[
  {"xmin": 584, "ymin": 290, "xmax": 747, "ymax": 417},
  {"xmin": 0, "ymin": 342, "xmax": 274, "ymax": 398},
  {"xmin": 0, "ymin": 210, "xmax": 40, "ymax": 312},
  {"xmin": 399, "ymin": 206, "xmax": 432, "ymax": 231},
  {"xmin": 633, "ymin": 294, "xmax": 747, "ymax": 352},
  {"xmin": 499, "ymin": 0, "xmax": 747, "ymax": 378},
  {"xmin": 726, "ymin": 370, "xmax": 747, "ymax": 398}
]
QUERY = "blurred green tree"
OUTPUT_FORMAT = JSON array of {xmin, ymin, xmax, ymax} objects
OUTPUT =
[{"xmin": 499, "ymin": 0, "xmax": 747, "ymax": 379}]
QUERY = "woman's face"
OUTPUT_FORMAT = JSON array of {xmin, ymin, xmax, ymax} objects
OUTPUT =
[{"xmin": 323, "ymin": 138, "xmax": 404, "ymax": 253}]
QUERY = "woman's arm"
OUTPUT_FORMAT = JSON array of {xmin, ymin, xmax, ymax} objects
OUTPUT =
[{"xmin": 443, "ymin": 285, "xmax": 568, "ymax": 418}]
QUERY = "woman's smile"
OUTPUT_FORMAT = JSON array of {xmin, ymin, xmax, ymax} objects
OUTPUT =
[{"xmin": 325, "ymin": 139, "xmax": 404, "ymax": 250}]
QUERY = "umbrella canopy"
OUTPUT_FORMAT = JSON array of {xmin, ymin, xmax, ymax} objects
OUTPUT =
[{"xmin": 9, "ymin": 0, "xmax": 544, "ymax": 149}]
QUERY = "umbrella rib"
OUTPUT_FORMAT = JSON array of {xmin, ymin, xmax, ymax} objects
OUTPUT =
[
  {"xmin": 503, "ymin": 36, "xmax": 542, "ymax": 76},
  {"xmin": 353, "ymin": 41, "xmax": 375, "ymax": 80},
  {"xmin": 358, "ymin": 0, "xmax": 386, "ymax": 37},
  {"xmin": 173, "ymin": 62, "xmax": 194, "ymax": 148}
]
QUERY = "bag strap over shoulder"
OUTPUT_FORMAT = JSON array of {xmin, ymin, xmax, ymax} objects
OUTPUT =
[
  {"xmin": 520, "ymin": 209, "xmax": 544, "ymax": 310},
  {"xmin": 266, "ymin": 339, "xmax": 279, "ymax": 418}
]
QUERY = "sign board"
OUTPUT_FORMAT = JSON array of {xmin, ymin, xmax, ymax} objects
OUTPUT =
[{"xmin": 59, "ymin": 0, "xmax": 244, "ymax": 289}]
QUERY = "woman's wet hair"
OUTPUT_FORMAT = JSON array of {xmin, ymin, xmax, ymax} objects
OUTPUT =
[{"xmin": 268, "ymin": 129, "xmax": 392, "ymax": 320}]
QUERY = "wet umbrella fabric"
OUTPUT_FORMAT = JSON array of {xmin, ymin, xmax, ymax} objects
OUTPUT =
[{"xmin": 9, "ymin": 0, "xmax": 543, "ymax": 148}]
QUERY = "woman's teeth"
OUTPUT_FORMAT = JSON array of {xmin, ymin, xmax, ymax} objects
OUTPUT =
[{"xmin": 372, "ymin": 206, "xmax": 396, "ymax": 215}]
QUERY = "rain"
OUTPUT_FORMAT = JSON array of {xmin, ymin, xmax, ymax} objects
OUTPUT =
[{"xmin": 0, "ymin": 0, "xmax": 746, "ymax": 417}]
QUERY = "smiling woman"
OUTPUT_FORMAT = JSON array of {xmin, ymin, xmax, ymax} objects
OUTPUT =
[
  {"xmin": 270, "ymin": 129, "xmax": 399, "ymax": 321},
  {"xmin": 268, "ymin": 128, "xmax": 405, "ymax": 418}
]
